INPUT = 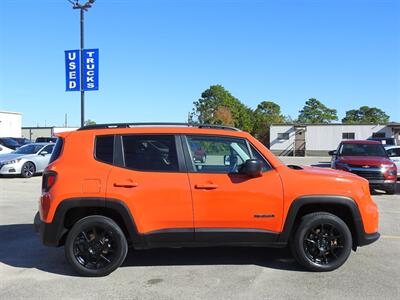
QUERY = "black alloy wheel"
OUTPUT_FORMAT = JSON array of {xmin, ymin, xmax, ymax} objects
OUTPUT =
[
  {"xmin": 303, "ymin": 223, "xmax": 344, "ymax": 265},
  {"xmin": 65, "ymin": 216, "xmax": 128, "ymax": 277},
  {"xmin": 73, "ymin": 226, "xmax": 117, "ymax": 270},
  {"xmin": 291, "ymin": 212, "xmax": 352, "ymax": 272}
]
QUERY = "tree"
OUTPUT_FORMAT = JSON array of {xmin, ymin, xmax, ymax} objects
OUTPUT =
[
  {"xmin": 84, "ymin": 119, "xmax": 96, "ymax": 126},
  {"xmin": 298, "ymin": 98, "xmax": 338, "ymax": 124},
  {"xmin": 213, "ymin": 106, "xmax": 234, "ymax": 126},
  {"xmin": 342, "ymin": 106, "xmax": 390, "ymax": 124},
  {"xmin": 252, "ymin": 101, "xmax": 285, "ymax": 145},
  {"xmin": 189, "ymin": 85, "xmax": 253, "ymax": 131}
]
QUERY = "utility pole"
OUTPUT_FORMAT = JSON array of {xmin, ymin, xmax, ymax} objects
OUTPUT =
[{"xmin": 67, "ymin": 0, "xmax": 96, "ymax": 127}]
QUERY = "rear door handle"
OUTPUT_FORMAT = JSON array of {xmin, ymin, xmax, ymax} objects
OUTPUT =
[
  {"xmin": 113, "ymin": 181, "xmax": 138, "ymax": 188},
  {"xmin": 194, "ymin": 183, "xmax": 218, "ymax": 190}
]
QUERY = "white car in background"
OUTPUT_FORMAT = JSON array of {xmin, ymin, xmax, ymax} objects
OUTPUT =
[
  {"xmin": 386, "ymin": 146, "xmax": 400, "ymax": 178},
  {"xmin": 0, "ymin": 145, "xmax": 13, "ymax": 155},
  {"xmin": 0, "ymin": 143, "xmax": 54, "ymax": 178}
]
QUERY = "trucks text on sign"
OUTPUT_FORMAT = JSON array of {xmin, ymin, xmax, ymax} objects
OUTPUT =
[
  {"xmin": 83, "ymin": 49, "xmax": 99, "ymax": 91},
  {"xmin": 65, "ymin": 49, "xmax": 99, "ymax": 91}
]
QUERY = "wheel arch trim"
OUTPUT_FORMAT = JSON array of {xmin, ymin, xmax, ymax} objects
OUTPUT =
[
  {"xmin": 278, "ymin": 195, "xmax": 367, "ymax": 246},
  {"xmin": 42, "ymin": 197, "xmax": 143, "ymax": 247}
]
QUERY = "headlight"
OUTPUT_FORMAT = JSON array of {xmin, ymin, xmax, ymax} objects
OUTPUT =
[{"xmin": 2, "ymin": 159, "xmax": 22, "ymax": 165}]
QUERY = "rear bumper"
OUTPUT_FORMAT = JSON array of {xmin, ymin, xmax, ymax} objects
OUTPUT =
[{"xmin": 34, "ymin": 211, "xmax": 64, "ymax": 247}]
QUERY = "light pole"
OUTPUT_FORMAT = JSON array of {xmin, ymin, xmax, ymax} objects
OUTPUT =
[{"xmin": 67, "ymin": 0, "xmax": 96, "ymax": 127}]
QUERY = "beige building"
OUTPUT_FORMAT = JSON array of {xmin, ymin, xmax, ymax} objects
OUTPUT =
[
  {"xmin": 270, "ymin": 123, "xmax": 400, "ymax": 156},
  {"xmin": 0, "ymin": 111, "xmax": 22, "ymax": 137},
  {"xmin": 22, "ymin": 127, "xmax": 78, "ymax": 141}
]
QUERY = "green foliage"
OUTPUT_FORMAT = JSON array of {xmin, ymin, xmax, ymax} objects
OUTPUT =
[
  {"xmin": 252, "ymin": 101, "xmax": 285, "ymax": 145},
  {"xmin": 342, "ymin": 106, "xmax": 390, "ymax": 124},
  {"xmin": 84, "ymin": 119, "xmax": 96, "ymax": 126},
  {"xmin": 189, "ymin": 85, "xmax": 253, "ymax": 132},
  {"xmin": 298, "ymin": 98, "xmax": 338, "ymax": 124}
]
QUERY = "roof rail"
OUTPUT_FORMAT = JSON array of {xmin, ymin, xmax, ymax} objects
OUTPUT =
[{"xmin": 77, "ymin": 122, "xmax": 241, "ymax": 131}]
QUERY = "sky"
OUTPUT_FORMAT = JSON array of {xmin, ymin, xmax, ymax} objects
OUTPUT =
[{"xmin": 0, "ymin": 0, "xmax": 399, "ymax": 127}]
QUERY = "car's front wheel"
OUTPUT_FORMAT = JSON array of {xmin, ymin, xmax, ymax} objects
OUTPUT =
[
  {"xmin": 290, "ymin": 212, "xmax": 352, "ymax": 272},
  {"xmin": 21, "ymin": 162, "xmax": 35, "ymax": 178},
  {"xmin": 64, "ymin": 215, "xmax": 128, "ymax": 277}
]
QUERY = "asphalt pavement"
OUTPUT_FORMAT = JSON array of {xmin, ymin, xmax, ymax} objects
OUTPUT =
[{"xmin": 0, "ymin": 157, "xmax": 399, "ymax": 299}]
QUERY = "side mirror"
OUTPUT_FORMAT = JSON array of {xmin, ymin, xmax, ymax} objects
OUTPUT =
[
  {"xmin": 328, "ymin": 150, "xmax": 337, "ymax": 156},
  {"xmin": 40, "ymin": 151, "xmax": 48, "ymax": 156},
  {"xmin": 223, "ymin": 155, "xmax": 230, "ymax": 166},
  {"xmin": 242, "ymin": 159, "xmax": 263, "ymax": 177}
]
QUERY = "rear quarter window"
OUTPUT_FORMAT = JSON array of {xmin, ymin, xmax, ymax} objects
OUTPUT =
[
  {"xmin": 95, "ymin": 135, "xmax": 114, "ymax": 164},
  {"xmin": 49, "ymin": 138, "xmax": 63, "ymax": 164}
]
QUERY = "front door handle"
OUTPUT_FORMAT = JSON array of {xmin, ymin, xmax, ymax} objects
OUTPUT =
[
  {"xmin": 113, "ymin": 181, "xmax": 138, "ymax": 188},
  {"xmin": 195, "ymin": 183, "xmax": 218, "ymax": 190}
]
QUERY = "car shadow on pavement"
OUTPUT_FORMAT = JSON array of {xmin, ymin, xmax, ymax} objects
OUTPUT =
[
  {"xmin": 0, "ymin": 224, "xmax": 76, "ymax": 276},
  {"xmin": 0, "ymin": 224, "xmax": 304, "ymax": 276},
  {"xmin": 122, "ymin": 246, "xmax": 304, "ymax": 271}
]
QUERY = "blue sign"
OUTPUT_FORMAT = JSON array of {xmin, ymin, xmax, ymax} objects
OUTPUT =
[
  {"xmin": 83, "ymin": 49, "xmax": 99, "ymax": 91},
  {"xmin": 65, "ymin": 50, "xmax": 80, "ymax": 91}
]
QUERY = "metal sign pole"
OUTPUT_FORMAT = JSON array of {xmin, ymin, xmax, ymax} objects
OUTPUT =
[
  {"xmin": 68, "ymin": 0, "xmax": 96, "ymax": 127},
  {"xmin": 80, "ymin": 8, "xmax": 85, "ymax": 127}
]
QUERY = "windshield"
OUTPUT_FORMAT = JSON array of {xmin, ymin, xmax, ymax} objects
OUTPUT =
[
  {"xmin": 14, "ymin": 144, "xmax": 43, "ymax": 154},
  {"xmin": 339, "ymin": 143, "xmax": 387, "ymax": 157},
  {"xmin": 1, "ymin": 138, "xmax": 19, "ymax": 147}
]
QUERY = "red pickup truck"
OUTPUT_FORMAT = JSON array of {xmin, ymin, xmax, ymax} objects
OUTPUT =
[{"xmin": 330, "ymin": 140, "xmax": 397, "ymax": 194}]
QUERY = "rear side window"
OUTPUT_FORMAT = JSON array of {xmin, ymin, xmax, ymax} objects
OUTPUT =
[
  {"xmin": 95, "ymin": 135, "xmax": 114, "ymax": 164},
  {"xmin": 49, "ymin": 138, "xmax": 63, "ymax": 164},
  {"xmin": 122, "ymin": 135, "xmax": 178, "ymax": 172}
]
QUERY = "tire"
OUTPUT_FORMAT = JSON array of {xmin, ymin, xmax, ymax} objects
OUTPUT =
[
  {"xmin": 64, "ymin": 215, "xmax": 128, "ymax": 277},
  {"xmin": 290, "ymin": 212, "xmax": 352, "ymax": 272},
  {"xmin": 21, "ymin": 162, "xmax": 36, "ymax": 178},
  {"xmin": 385, "ymin": 184, "xmax": 396, "ymax": 195}
]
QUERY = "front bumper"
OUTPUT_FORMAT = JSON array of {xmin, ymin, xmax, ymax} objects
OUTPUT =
[
  {"xmin": 357, "ymin": 231, "xmax": 380, "ymax": 247},
  {"xmin": 369, "ymin": 180, "xmax": 396, "ymax": 190},
  {"xmin": 0, "ymin": 162, "xmax": 23, "ymax": 175}
]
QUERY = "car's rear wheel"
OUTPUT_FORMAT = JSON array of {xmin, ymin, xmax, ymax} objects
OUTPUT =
[
  {"xmin": 21, "ymin": 162, "xmax": 35, "ymax": 178},
  {"xmin": 290, "ymin": 212, "xmax": 352, "ymax": 272},
  {"xmin": 64, "ymin": 215, "xmax": 128, "ymax": 277}
]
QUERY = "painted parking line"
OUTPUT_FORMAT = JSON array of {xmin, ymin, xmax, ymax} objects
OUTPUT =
[{"xmin": 381, "ymin": 235, "xmax": 400, "ymax": 240}]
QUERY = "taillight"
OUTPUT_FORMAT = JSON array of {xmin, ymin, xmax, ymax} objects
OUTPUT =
[{"xmin": 42, "ymin": 171, "xmax": 57, "ymax": 192}]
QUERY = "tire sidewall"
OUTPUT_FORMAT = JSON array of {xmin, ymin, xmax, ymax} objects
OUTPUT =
[
  {"xmin": 65, "ymin": 216, "xmax": 128, "ymax": 277},
  {"xmin": 292, "ymin": 213, "xmax": 352, "ymax": 272}
]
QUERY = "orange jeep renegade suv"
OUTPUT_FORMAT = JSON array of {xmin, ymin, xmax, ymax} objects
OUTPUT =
[{"xmin": 34, "ymin": 123, "xmax": 379, "ymax": 276}]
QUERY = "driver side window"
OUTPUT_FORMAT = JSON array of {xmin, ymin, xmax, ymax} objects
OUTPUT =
[{"xmin": 186, "ymin": 135, "xmax": 250, "ymax": 174}]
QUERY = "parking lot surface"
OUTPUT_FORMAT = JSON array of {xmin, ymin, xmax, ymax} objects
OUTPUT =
[{"xmin": 0, "ymin": 157, "xmax": 399, "ymax": 299}]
